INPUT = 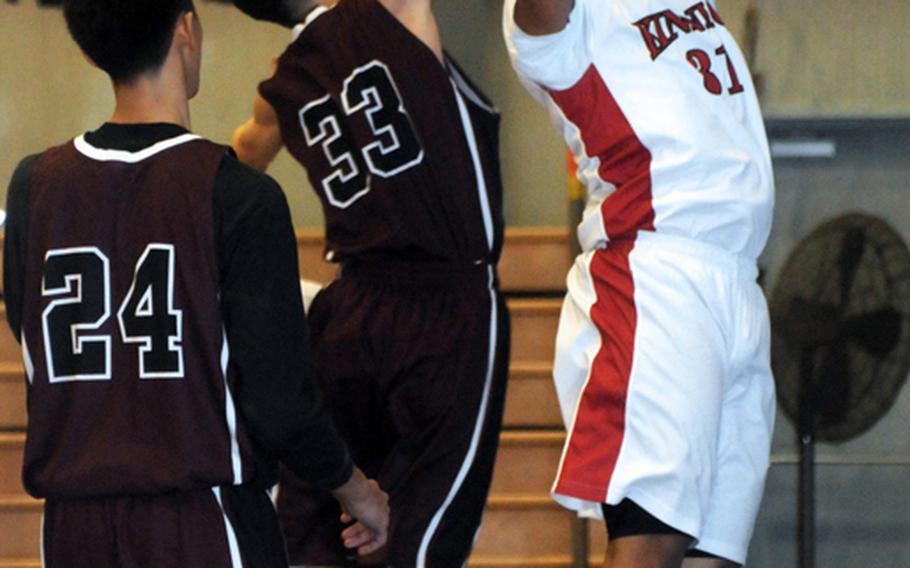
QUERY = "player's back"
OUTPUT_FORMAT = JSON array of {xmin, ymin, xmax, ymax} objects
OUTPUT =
[
  {"xmin": 261, "ymin": 0, "xmax": 504, "ymax": 265},
  {"xmin": 505, "ymin": 0, "xmax": 774, "ymax": 259},
  {"xmin": 15, "ymin": 129, "xmax": 251, "ymax": 499}
]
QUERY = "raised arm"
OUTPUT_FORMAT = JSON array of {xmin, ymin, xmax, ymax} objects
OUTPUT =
[
  {"xmin": 379, "ymin": 0, "xmax": 443, "ymax": 63},
  {"xmin": 513, "ymin": 0, "xmax": 575, "ymax": 35},
  {"xmin": 231, "ymin": 92, "xmax": 284, "ymax": 172}
]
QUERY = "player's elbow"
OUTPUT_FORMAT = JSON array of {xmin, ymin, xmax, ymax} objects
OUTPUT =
[{"xmin": 231, "ymin": 122, "xmax": 273, "ymax": 172}]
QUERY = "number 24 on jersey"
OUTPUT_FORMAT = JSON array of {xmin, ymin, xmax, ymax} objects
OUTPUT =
[{"xmin": 41, "ymin": 244, "xmax": 183, "ymax": 383}]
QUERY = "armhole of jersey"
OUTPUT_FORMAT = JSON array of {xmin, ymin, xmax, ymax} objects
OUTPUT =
[
  {"xmin": 447, "ymin": 59, "xmax": 499, "ymax": 116},
  {"xmin": 506, "ymin": 0, "xmax": 590, "ymax": 92},
  {"xmin": 292, "ymin": 5, "xmax": 331, "ymax": 41}
]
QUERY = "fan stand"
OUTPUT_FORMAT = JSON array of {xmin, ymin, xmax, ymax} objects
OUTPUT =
[{"xmin": 798, "ymin": 349, "xmax": 816, "ymax": 568}]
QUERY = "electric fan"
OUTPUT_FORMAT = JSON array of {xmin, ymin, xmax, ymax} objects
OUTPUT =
[{"xmin": 769, "ymin": 213, "xmax": 910, "ymax": 568}]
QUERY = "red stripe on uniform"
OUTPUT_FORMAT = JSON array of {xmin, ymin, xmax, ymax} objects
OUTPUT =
[
  {"xmin": 548, "ymin": 66, "xmax": 655, "ymax": 501},
  {"xmin": 547, "ymin": 64, "xmax": 655, "ymax": 240}
]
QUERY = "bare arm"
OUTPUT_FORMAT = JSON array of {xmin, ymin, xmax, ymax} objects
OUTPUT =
[
  {"xmin": 332, "ymin": 467, "xmax": 390, "ymax": 555},
  {"xmin": 513, "ymin": 0, "xmax": 575, "ymax": 35},
  {"xmin": 231, "ymin": 93, "xmax": 284, "ymax": 172},
  {"xmin": 379, "ymin": 0, "xmax": 443, "ymax": 63}
]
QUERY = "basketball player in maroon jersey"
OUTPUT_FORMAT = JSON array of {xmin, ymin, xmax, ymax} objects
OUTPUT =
[
  {"xmin": 231, "ymin": 0, "xmax": 510, "ymax": 566},
  {"xmin": 3, "ymin": 1, "xmax": 388, "ymax": 565}
]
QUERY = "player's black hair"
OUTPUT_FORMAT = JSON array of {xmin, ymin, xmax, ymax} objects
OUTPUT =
[
  {"xmin": 63, "ymin": 0, "xmax": 196, "ymax": 82},
  {"xmin": 232, "ymin": 0, "xmax": 313, "ymax": 28}
]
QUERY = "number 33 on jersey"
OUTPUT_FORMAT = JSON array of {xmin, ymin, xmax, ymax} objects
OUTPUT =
[{"xmin": 300, "ymin": 61, "xmax": 423, "ymax": 209}]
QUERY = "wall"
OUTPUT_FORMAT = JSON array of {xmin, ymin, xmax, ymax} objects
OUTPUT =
[
  {"xmin": 750, "ymin": 122, "xmax": 910, "ymax": 566},
  {"xmin": 0, "ymin": 2, "xmax": 326, "ymax": 225},
  {"xmin": 1, "ymin": 4, "xmax": 910, "ymax": 563},
  {"xmin": 2, "ymin": 1, "xmax": 910, "ymax": 227},
  {"xmin": 0, "ymin": 0, "xmax": 571, "ymax": 228}
]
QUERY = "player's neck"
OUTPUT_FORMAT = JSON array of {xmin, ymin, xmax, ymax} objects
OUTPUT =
[
  {"xmin": 110, "ymin": 69, "xmax": 193, "ymax": 131},
  {"xmin": 379, "ymin": 0, "xmax": 443, "ymax": 65}
]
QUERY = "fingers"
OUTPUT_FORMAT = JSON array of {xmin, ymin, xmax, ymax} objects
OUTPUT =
[
  {"xmin": 357, "ymin": 537, "xmax": 385, "ymax": 556},
  {"xmin": 341, "ymin": 521, "xmax": 369, "ymax": 548},
  {"xmin": 341, "ymin": 521, "xmax": 385, "ymax": 554}
]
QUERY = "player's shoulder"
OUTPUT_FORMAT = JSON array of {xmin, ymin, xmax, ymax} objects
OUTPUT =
[
  {"xmin": 215, "ymin": 150, "xmax": 286, "ymax": 210},
  {"xmin": 8, "ymin": 141, "xmax": 73, "ymax": 190},
  {"xmin": 11, "ymin": 152, "xmax": 43, "ymax": 179},
  {"xmin": 7, "ymin": 152, "xmax": 43, "ymax": 196}
]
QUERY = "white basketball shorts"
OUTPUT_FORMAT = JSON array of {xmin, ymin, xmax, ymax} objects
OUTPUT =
[{"xmin": 551, "ymin": 231, "xmax": 775, "ymax": 564}]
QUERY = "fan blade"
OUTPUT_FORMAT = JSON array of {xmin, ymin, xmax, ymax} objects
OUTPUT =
[
  {"xmin": 815, "ymin": 339, "xmax": 851, "ymax": 428},
  {"xmin": 837, "ymin": 227, "xmax": 866, "ymax": 312},
  {"xmin": 843, "ymin": 307, "xmax": 903, "ymax": 357},
  {"xmin": 775, "ymin": 297, "xmax": 839, "ymax": 347}
]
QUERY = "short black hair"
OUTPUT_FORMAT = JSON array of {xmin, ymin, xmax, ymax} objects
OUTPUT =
[{"xmin": 63, "ymin": 0, "xmax": 195, "ymax": 82}]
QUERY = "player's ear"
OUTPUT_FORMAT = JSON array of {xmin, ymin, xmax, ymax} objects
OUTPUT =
[
  {"xmin": 173, "ymin": 11, "xmax": 203, "ymax": 55},
  {"xmin": 173, "ymin": 11, "xmax": 204, "ymax": 99}
]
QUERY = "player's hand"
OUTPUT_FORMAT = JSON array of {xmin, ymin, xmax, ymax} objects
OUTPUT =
[{"xmin": 331, "ymin": 467, "xmax": 390, "ymax": 555}]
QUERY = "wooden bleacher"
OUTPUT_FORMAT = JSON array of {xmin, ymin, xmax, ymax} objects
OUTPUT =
[{"xmin": 0, "ymin": 228, "xmax": 609, "ymax": 568}]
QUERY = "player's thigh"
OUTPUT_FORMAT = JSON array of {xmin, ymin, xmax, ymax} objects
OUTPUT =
[
  {"xmin": 43, "ymin": 498, "xmax": 117, "ymax": 568},
  {"xmin": 612, "ymin": 246, "xmax": 728, "ymax": 504},
  {"xmin": 46, "ymin": 489, "xmax": 241, "ymax": 568},
  {"xmin": 306, "ymin": 280, "xmax": 392, "ymax": 464},
  {"xmin": 695, "ymin": 281, "xmax": 774, "ymax": 564},
  {"xmin": 380, "ymin": 289, "xmax": 506, "ymax": 565},
  {"xmin": 117, "ymin": 488, "xmax": 243, "ymax": 568}
]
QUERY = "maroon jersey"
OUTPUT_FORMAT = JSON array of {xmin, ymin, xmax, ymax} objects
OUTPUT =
[
  {"xmin": 17, "ymin": 136, "xmax": 254, "ymax": 498},
  {"xmin": 259, "ymin": 0, "xmax": 504, "ymax": 264}
]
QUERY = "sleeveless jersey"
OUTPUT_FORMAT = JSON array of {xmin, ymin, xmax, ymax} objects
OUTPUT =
[
  {"xmin": 260, "ymin": 0, "xmax": 504, "ymax": 264},
  {"xmin": 19, "ymin": 136, "xmax": 253, "ymax": 498},
  {"xmin": 504, "ymin": 0, "xmax": 774, "ymax": 259}
]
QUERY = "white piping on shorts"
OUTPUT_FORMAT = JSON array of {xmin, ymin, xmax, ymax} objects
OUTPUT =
[
  {"xmin": 212, "ymin": 487, "xmax": 244, "ymax": 568},
  {"xmin": 416, "ymin": 266, "xmax": 498, "ymax": 566},
  {"xmin": 40, "ymin": 512, "xmax": 46, "ymax": 568}
]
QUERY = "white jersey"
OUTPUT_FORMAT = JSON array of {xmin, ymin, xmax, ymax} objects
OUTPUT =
[{"xmin": 504, "ymin": 0, "xmax": 774, "ymax": 260}]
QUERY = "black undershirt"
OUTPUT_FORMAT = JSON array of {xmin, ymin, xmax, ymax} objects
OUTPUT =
[{"xmin": 4, "ymin": 123, "xmax": 353, "ymax": 492}]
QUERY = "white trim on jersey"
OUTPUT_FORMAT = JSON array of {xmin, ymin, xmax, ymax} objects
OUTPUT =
[
  {"xmin": 212, "ymin": 487, "xmax": 244, "ymax": 568},
  {"xmin": 417, "ymin": 266, "xmax": 498, "ymax": 567},
  {"xmin": 221, "ymin": 329, "xmax": 243, "ymax": 485},
  {"xmin": 451, "ymin": 86, "xmax": 494, "ymax": 252},
  {"xmin": 448, "ymin": 62, "xmax": 498, "ymax": 116},
  {"xmin": 22, "ymin": 331, "xmax": 35, "ymax": 385},
  {"xmin": 292, "ymin": 4, "xmax": 331, "ymax": 41},
  {"xmin": 73, "ymin": 133, "xmax": 201, "ymax": 163}
]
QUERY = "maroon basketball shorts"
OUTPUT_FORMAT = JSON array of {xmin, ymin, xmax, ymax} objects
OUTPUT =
[
  {"xmin": 277, "ymin": 261, "xmax": 510, "ymax": 567},
  {"xmin": 41, "ymin": 485, "xmax": 287, "ymax": 568}
]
